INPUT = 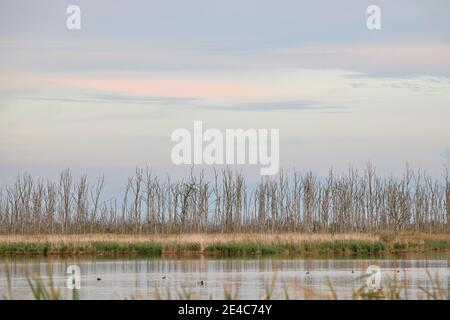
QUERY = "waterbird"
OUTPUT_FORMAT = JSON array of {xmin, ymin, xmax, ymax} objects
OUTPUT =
[
  {"xmin": 97, "ymin": 277, "xmax": 101, "ymax": 281},
  {"xmin": 162, "ymin": 276, "xmax": 166, "ymax": 279},
  {"xmin": 351, "ymin": 270, "xmax": 355, "ymax": 274},
  {"xmin": 305, "ymin": 271, "xmax": 310, "ymax": 275},
  {"xmin": 198, "ymin": 280, "xmax": 205, "ymax": 286}
]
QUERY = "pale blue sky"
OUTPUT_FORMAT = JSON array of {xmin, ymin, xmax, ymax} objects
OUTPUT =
[{"xmin": 0, "ymin": 0, "xmax": 449, "ymax": 194}]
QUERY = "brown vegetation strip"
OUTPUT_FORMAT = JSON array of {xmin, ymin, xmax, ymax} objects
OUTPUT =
[{"xmin": 1, "ymin": 232, "xmax": 449, "ymax": 244}]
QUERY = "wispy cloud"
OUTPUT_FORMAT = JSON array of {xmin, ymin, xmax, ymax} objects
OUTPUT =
[
  {"xmin": 21, "ymin": 94, "xmax": 198, "ymax": 106},
  {"xmin": 19, "ymin": 95, "xmax": 350, "ymax": 113},
  {"xmin": 194, "ymin": 100, "xmax": 350, "ymax": 112},
  {"xmin": 3, "ymin": 41, "xmax": 450, "ymax": 77}
]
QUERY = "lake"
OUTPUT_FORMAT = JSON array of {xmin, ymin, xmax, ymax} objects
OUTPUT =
[{"xmin": 0, "ymin": 256, "xmax": 448, "ymax": 299}]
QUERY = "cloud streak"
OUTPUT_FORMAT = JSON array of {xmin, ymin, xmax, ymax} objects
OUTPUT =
[
  {"xmin": 3, "ymin": 41, "xmax": 450, "ymax": 77},
  {"xmin": 19, "ymin": 95, "xmax": 350, "ymax": 113}
]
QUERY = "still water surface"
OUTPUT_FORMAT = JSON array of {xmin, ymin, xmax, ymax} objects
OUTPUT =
[{"xmin": 0, "ymin": 256, "xmax": 448, "ymax": 299}]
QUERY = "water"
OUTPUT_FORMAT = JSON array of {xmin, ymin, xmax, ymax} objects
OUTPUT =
[{"xmin": 0, "ymin": 256, "xmax": 448, "ymax": 299}]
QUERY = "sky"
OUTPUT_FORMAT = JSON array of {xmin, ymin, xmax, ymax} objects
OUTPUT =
[{"xmin": 0, "ymin": 0, "xmax": 449, "ymax": 194}]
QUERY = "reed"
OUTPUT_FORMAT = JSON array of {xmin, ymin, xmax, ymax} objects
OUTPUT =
[{"xmin": 0, "ymin": 233, "xmax": 448, "ymax": 256}]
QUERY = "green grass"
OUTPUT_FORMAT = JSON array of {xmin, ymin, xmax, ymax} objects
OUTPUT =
[
  {"xmin": 204, "ymin": 239, "xmax": 450, "ymax": 257},
  {"xmin": 0, "ymin": 239, "xmax": 448, "ymax": 257}
]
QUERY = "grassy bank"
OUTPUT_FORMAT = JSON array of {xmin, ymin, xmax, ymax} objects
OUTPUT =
[{"xmin": 0, "ymin": 233, "xmax": 449, "ymax": 257}]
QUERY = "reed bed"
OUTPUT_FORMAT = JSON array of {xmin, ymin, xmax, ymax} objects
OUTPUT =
[
  {"xmin": 0, "ymin": 233, "xmax": 448, "ymax": 256},
  {"xmin": 0, "ymin": 166, "xmax": 449, "ymax": 234},
  {"xmin": 0, "ymin": 232, "xmax": 380, "ymax": 244}
]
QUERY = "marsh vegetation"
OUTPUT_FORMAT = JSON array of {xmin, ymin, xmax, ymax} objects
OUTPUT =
[{"xmin": 0, "ymin": 233, "xmax": 449, "ymax": 257}]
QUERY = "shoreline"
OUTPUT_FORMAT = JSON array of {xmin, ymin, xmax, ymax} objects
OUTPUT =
[{"xmin": 0, "ymin": 233, "xmax": 449, "ymax": 257}]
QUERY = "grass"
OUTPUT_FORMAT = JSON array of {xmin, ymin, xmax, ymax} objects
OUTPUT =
[
  {"xmin": 0, "ymin": 240, "xmax": 201, "ymax": 256},
  {"xmin": 0, "ymin": 233, "xmax": 448, "ymax": 257},
  {"xmin": 203, "ymin": 239, "xmax": 450, "ymax": 257}
]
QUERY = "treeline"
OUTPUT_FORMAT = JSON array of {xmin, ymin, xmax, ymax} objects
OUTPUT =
[{"xmin": 0, "ymin": 166, "xmax": 449, "ymax": 234}]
